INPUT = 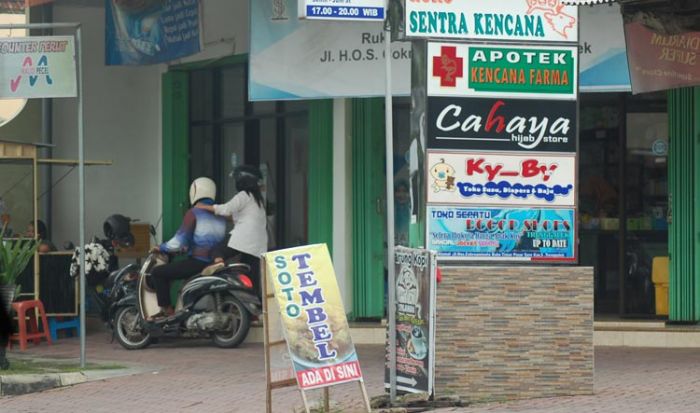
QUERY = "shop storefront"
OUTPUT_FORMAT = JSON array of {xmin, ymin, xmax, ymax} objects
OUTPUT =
[
  {"xmin": 155, "ymin": 1, "xmax": 700, "ymax": 325},
  {"xmin": 579, "ymin": 92, "xmax": 668, "ymax": 318}
]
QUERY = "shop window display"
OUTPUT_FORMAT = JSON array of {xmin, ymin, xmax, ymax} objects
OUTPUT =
[
  {"xmin": 189, "ymin": 64, "xmax": 309, "ymax": 250},
  {"xmin": 579, "ymin": 92, "xmax": 668, "ymax": 318}
]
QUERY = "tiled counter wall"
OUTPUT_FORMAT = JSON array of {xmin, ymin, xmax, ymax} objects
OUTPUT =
[{"xmin": 435, "ymin": 266, "xmax": 594, "ymax": 402}]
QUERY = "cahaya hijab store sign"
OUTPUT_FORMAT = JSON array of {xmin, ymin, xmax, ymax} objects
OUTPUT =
[{"xmin": 405, "ymin": 0, "xmax": 579, "ymax": 43}]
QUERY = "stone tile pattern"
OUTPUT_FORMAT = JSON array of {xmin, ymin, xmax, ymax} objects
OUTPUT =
[{"xmin": 435, "ymin": 266, "xmax": 594, "ymax": 403}]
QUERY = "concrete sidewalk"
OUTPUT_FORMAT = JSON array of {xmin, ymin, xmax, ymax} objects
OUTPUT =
[{"xmin": 1, "ymin": 324, "xmax": 700, "ymax": 412}]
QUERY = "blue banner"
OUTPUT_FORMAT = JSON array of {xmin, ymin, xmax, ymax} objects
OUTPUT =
[
  {"xmin": 105, "ymin": 0, "xmax": 201, "ymax": 66},
  {"xmin": 427, "ymin": 206, "xmax": 576, "ymax": 262}
]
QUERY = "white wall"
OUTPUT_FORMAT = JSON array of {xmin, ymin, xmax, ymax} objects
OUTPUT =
[
  {"xmin": 51, "ymin": 5, "xmax": 163, "ymax": 246},
  {"xmin": 333, "ymin": 99, "xmax": 353, "ymax": 312}
]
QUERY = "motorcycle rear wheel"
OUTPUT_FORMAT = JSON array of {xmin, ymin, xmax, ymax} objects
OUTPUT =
[
  {"xmin": 212, "ymin": 296, "xmax": 250, "ymax": 348},
  {"xmin": 115, "ymin": 306, "xmax": 151, "ymax": 350}
]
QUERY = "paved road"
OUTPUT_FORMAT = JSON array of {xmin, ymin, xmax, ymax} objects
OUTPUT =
[{"xmin": 2, "ymin": 325, "xmax": 700, "ymax": 412}]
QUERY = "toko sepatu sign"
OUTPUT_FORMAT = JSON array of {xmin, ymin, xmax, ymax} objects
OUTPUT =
[
  {"xmin": 405, "ymin": 0, "xmax": 579, "ymax": 42},
  {"xmin": 264, "ymin": 244, "xmax": 363, "ymax": 390}
]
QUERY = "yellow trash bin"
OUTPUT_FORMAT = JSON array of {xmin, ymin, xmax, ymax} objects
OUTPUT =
[{"xmin": 651, "ymin": 257, "xmax": 669, "ymax": 316}]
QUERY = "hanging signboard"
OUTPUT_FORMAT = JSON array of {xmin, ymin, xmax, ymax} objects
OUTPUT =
[
  {"xmin": 298, "ymin": 0, "xmax": 385, "ymax": 21},
  {"xmin": 264, "ymin": 244, "xmax": 364, "ymax": 391},
  {"xmin": 250, "ymin": 0, "xmax": 410, "ymax": 101},
  {"xmin": 624, "ymin": 21, "xmax": 700, "ymax": 94},
  {"xmin": 427, "ymin": 206, "xmax": 576, "ymax": 262},
  {"xmin": 426, "ymin": 151, "xmax": 576, "ymax": 207},
  {"xmin": 105, "ymin": 0, "xmax": 202, "ymax": 66},
  {"xmin": 427, "ymin": 43, "xmax": 577, "ymax": 100},
  {"xmin": 579, "ymin": 3, "xmax": 630, "ymax": 92},
  {"xmin": 427, "ymin": 97, "xmax": 577, "ymax": 152},
  {"xmin": 384, "ymin": 247, "xmax": 436, "ymax": 395},
  {"xmin": 0, "ymin": 36, "xmax": 77, "ymax": 99},
  {"xmin": 405, "ymin": 0, "xmax": 579, "ymax": 43}
]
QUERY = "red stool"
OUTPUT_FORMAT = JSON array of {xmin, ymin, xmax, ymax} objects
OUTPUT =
[{"xmin": 8, "ymin": 300, "xmax": 52, "ymax": 351}]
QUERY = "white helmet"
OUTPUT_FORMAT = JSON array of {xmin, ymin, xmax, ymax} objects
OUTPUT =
[{"xmin": 189, "ymin": 177, "xmax": 216, "ymax": 205}]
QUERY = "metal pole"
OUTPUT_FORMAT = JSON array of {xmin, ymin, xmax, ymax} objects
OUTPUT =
[
  {"xmin": 76, "ymin": 26, "xmax": 86, "ymax": 369},
  {"xmin": 384, "ymin": 28, "xmax": 397, "ymax": 403},
  {"xmin": 0, "ymin": 22, "xmax": 79, "ymax": 30}
]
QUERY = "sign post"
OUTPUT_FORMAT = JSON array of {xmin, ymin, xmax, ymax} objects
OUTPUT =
[
  {"xmin": 0, "ymin": 23, "xmax": 85, "ymax": 368},
  {"xmin": 262, "ymin": 244, "xmax": 371, "ymax": 413},
  {"xmin": 385, "ymin": 247, "xmax": 437, "ymax": 395}
]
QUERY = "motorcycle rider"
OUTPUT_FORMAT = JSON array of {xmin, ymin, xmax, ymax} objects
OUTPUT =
[
  {"xmin": 196, "ymin": 165, "xmax": 267, "ymax": 297},
  {"xmin": 150, "ymin": 177, "xmax": 227, "ymax": 319}
]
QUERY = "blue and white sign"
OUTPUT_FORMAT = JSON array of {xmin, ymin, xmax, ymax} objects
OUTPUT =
[
  {"xmin": 105, "ymin": 0, "xmax": 202, "ymax": 66},
  {"xmin": 299, "ymin": 0, "xmax": 386, "ymax": 21},
  {"xmin": 579, "ymin": 3, "xmax": 630, "ymax": 92},
  {"xmin": 427, "ymin": 206, "xmax": 576, "ymax": 262},
  {"xmin": 250, "ymin": 0, "xmax": 409, "ymax": 101}
]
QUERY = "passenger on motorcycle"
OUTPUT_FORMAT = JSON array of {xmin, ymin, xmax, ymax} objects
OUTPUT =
[
  {"xmin": 150, "ymin": 177, "xmax": 227, "ymax": 319},
  {"xmin": 196, "ymin": 165, "xmax": 267, "ymax": 297}
]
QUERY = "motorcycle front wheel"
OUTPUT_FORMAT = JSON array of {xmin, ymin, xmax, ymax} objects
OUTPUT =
[
  {"xmin": 115, "ymin": 306, "xmax": 151, "ymax": 350},
  {"xmin": 213, "ymin": 295, "xmax": 250, "ymax": 349}
]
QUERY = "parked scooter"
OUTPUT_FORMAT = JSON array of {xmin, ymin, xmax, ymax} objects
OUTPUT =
[
  {"xmin": 111, "ymin": 251, "xmax": 261, "ymax": 350},
  {"xmin": 80, "ymin": 214, "xmax": 262, "ymax": 350}
]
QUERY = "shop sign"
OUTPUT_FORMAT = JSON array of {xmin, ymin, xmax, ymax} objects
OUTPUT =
[
  {"xmin": 427, "ymin": 206, "xmax": 576, "ymax": 262},
  {"xmin": 427, "ymin": 97, "xmax": 577, "ymax": 153},
  {"xmin": 298, "ymin": 0, "xmax": 385, "ymax": 21},
  {"xmin": 428, "ymin": 43, "xmax": 577, "ymax": 100},
  {"xmin": 405, "ymin": 0, "xmax": 579, "ymax": 43},
  {"xmin": 250, "ymin": 0, "xmax": 410, "ymax": 101},
  {"xmin": 106, "ymin": 0, "xmax": 202, "ymax": 66},
  {"xmin": 426, "ymin": 151, "xmax": 576, "ymax": 207},
  {"xmin": 624, "ymin": 21, "xmax": 700, "ymax": 94},
  {"xmin": 0, "ymin": 36, "xmax": 77, "ymax": 99},
  {"xmin": 579, "ymin": 3, "xmax": 630, "ymax": 92},
  {"xmin": 384, "ymin": 247, "xmax": 436, "ymax": 394},
  {"xmin": 263, "ymin": 244, "xmax": 363, "ymax": 390}
]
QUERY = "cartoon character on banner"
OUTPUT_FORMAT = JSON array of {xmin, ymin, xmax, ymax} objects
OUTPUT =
[
  {"xmin": 526, "ymin": 0, "xmax": 576, "ymax": 39},
  {"xmin": 430, "ymin": 158, "xmax": 456, "ymax": 193}
]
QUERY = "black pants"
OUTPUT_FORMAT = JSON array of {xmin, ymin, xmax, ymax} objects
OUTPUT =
[
  {"xmin": 212, "ymin": 245, "xmax": 261, "ymax": 298},
  {"xmin": 151, "ymin": 258, "xmax": 209, "ymax": 307},
  {"xmin": 0, "ymin": 295, "xmax": 12, "ymax": 366}
]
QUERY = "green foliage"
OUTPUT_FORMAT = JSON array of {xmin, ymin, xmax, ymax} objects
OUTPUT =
[{"xmin": 0, "ymin": 227, "xmax": 38, "ymax": 286}]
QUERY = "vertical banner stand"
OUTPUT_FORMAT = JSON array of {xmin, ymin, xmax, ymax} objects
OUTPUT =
[{"xmin": 262, "ymin": 257, "xmax": 372, "ymax": 413}]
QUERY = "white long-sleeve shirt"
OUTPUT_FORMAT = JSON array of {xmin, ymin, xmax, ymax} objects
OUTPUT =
[{"xmin": 213, "ymin": 191, "xmax": 268, "ymax": 257}]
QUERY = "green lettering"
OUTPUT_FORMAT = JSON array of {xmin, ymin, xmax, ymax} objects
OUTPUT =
[
  {"xmin": 409, "ymin": 12, "xmax": 417, "ymax": 33},
  {"xmin": 459, "ymin": 13, "xmax": 468, "ymax": 34},
  {"xmin": 428, "ymin": 11, "xmax": 437, "ymax": 34},
  {"xmin": 474, "ymin": 13, "xmax": 484, "ymax": 35},
  {"xmin": 448, "ymin": 12, "xmax": 456, "ymax": 34}
]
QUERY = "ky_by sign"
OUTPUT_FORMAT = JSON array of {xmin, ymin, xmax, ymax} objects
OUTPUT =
[
  {"xmin": 426, "ymin": 150, "xmax": 577, "ymax": 207},
  {"xmin": 299, "ymin": 0, "xmax": 386, "ymax": 21},
  {"xmin": 405, "ymin": 0, "xmax": 579, "ymax": 43},
  {"xmin": 0, "ymin": 36, "xmax": 77, "ymax": 99},
  {"xmin": 428, "ymin": 42, "xmax": 578, "ymax": 100}
]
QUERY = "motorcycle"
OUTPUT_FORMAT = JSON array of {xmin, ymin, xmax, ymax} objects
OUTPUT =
[
  {"xmin": 110, "ymin": 252, "xmax": 261, "ymax": 350},
  {"xmin": 79, "ymin": 214, "xmax": 262, "ymax": 350}
]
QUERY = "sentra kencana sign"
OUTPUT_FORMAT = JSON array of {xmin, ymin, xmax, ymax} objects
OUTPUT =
[
  {"xmin": 405, "ymin": 0, "xmax": 579, "ymax": 43},
  {"xmin": 428, "ymin": 43, "xmax": 577, "ymax": 100}
]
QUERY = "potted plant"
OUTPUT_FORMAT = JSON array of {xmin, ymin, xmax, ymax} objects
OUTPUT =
[{"xmin": 0, "ymin": 227, "xmax": 38, "ymax": 313}]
